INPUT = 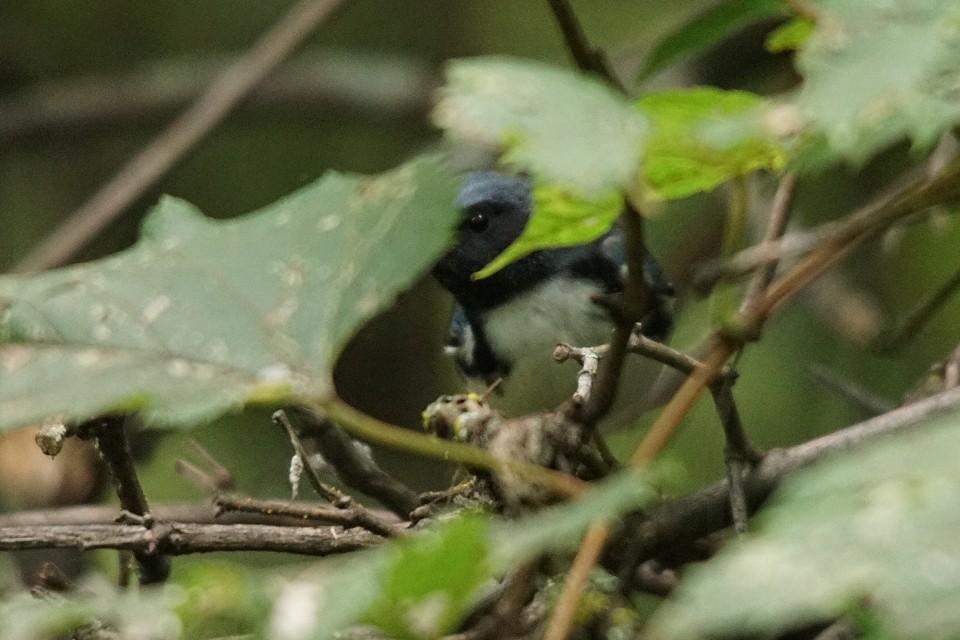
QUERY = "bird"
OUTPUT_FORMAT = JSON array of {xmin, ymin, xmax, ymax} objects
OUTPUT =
[{"xmin": 432, "ymin": 171, "xmax": 674, "ymax": 429}]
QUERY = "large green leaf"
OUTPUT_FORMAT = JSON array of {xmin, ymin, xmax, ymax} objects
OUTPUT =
[
  {"xmin": 790, "ymin": 0, "xmax": 960, "ymax": 162},
  {"xmin": 0, "ymin": 156, "xmax": 459, "ymax": 430},
  {"xmin": 647, "ymin": 405, "xmax": 960, "ymax": 640},
  {"xmin": 434, "ymin": 57, "xmax": 648, "ymax": 197}
]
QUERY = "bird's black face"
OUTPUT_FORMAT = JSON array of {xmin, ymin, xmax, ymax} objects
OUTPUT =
[{"xmin": 432, "ymin": 173, "xmax": 536, "ymax": 306}]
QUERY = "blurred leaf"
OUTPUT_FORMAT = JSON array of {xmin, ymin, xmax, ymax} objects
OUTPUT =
[
  {"xmin": 264, "ymin": 469, "xmax": 655, "ymax": 639},
  {"xmin": 176, "ymin": 561, "xmax": 268, "ymax": 638},
  {"xmin": 434, "ymin": 57, "xmax": 648, "ymax": 196},
  {"xmin": 0, "ymin": 586, "xmax": 183, "ymax": 640},
  {"xmin": 472, "ymin": 184, "xmax": 623, "ymax": 279},
  {"xmin": 0, "ymin": 156, "xmax": 459, "ymax": 431},
  {"xmin": 637, "ymin": 0, "xmax": 789, "ymax": 81},
  {"xmin": 490, "ymin": 469, "xmax": 656, "ymax": 568},
  {"xmin": 765, "ymin": 17, "xmax": 814, "ymax": 52},
  {"xmin": 790, "ymin": 0, "xmax": 960, "ymax": 163},
  {"xmin": 364, "ymin": 516, "xmax": 490, "ymax": 639},
  {"xmin": 267, "ymin": 551, "xmax": 389, "ymax": 640},
  {"xmin": 647, "ymin": 407, "xmax": 960, "ymax": 640},
  {"xmin": 638, "ymin": 88, "xmax": 786, "ymax": 199}
]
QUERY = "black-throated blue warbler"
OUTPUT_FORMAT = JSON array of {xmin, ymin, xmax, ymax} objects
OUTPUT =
[{"xmin": 432, "ymin": 172, "xmax": 674, "ymax": 428}]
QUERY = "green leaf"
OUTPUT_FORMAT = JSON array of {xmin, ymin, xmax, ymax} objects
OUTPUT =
[
  {"xmin": 0, "ymin": 156, "xmax": 459, "ymax": 431},
  {"xmin": 364, "ymin": 516, "xmax": 490, "ymax": 639},
  {"xmin": 647, "ymin": 405, "xmax": 960, "ymax": 640},
  {"xmin": 263, "ymin": 469, "xmax": 656, "ymax": 639},
  {"xmin": 472, "ymin": 184, "xmax": 623, "ymax": 279},
  {"xmin": 765, "ymin": 17, "xmax": 814, "ymax": 52},
  {"xmin": 434, "ymin": 57, "xmax": 648, "ymax": 196},
  {"xmin": 638, "ymin": 87, "xmax": 786, "ymax": 199},
  {"xmin": 490, "ymin": 469, "xmax": 657, "ymax": 568},
  {"xmin": 789, "ymin": 0, "xmax": 960, "ymax": 162},
  {"xmin": 637, "ymin": 0, "xmax": 789, "ymax": 81}
]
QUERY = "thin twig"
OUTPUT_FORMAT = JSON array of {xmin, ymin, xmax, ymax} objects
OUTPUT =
[
  {"xmin": 543, "ymin": 520, "xmax": 611, "ymax": 640},
  {"xmin": 873, "ymin": 263, "xmax": 960, "ymax": 354},
  {"xmin": 274, "ymin": 410, "xmax": 406, "ymax": 538},
  {"xmin": 709, "ymin": 378, "xmax": 752, "ymax": 535},
  {"xmin": 174, "ymin": 459, "xmax": 227, "ymax": 494},
  {"xmin": 0, "ymin": 522, "xmax": 381, "ymax": 556},
  {"xmin": 807, "ymin": 363, "xmax": 895, "ymax": 416},
  {"xmin": 14, "ymin": 0, "xmax": 345, "ymax": 273},
  {"xmin": 742, "ymin": 173, "xmax": 797, "ymax": 315},
  {"xmin": 0, "ymin": 502, "xmax": 362, "ymax": 529},
  {"xmin": 187, "ymin": 438, "xmax": 235, "ymax": 489},
  {"xmin": 292, "ymin": 407, "xmax": 420, "ymax": 517},
  {"xmin": 553, "ymin": 343, "xmax": 603, "ymax": 405},
  {"xmin": 544, "ymin": 0, "xmax": 627, "ymax": 92},
  {"xmin": 214, "ymin": 494, "xmax": 401, "ymax": 531}
]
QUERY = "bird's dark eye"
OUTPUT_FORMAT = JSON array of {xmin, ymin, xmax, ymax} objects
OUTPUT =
[{"xmin": 466, "ymin": 211, "xmax": 489, "ymax": 232}]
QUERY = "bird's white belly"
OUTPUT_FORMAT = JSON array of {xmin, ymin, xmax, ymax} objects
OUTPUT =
[{"xmin": 475, "ymin": 279, "xmax": 663, "ymax": 429}]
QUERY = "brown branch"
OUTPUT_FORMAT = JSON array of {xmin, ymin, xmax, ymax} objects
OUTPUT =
[
  {"xmin": 0, "ymin": 502, "xmax": 372, "ymax": 529},
  {"xmin": 619, "ymin": 385, "xmax": 960, "ymax": 566},
  {"xmin": 0, "ymin": 522, "xmax": 381, "ymax": 556},
  {"xmin": 82, "ymin": 416, "xmax": 170, "ymax": 585},
  {"xmin": 214, "ymin": 494, "xmax": 402, "ymax": 532},
  {"xmin": 14, "ymin": 0, "xmax": 346, "ymax": 273}
]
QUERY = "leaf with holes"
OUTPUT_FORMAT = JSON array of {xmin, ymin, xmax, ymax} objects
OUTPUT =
[
  {"xmin": 0, "ymin": 156, "xmax": 459, "ymax": 431},
  {"xmin": 648, "ymin": 405, "xmax": 960, "ymax": 640}
]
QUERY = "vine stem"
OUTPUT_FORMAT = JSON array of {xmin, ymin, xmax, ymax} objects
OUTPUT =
[{"xmin": 316, "ymin": 398, "xmax": 586, "ymax": 498}]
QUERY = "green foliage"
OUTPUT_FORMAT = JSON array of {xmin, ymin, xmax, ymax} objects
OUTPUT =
[
  {"xmin": 765, "ymin": 17, "xmax": 814, "ymax": 53},
  {"xmin": 0, "ymin": 587, "xmax": 183, "ymax": 640},
  {"xmin": 789, "ymin": 0, "xmax": 960, "ymax": 162},
  {"xmin": 0, "ymin": 156, "xmax": 459, "ymax": 431},
  {"xmin": 637, "ymin": 0, "xmax": 789, "ymax": 81},
  {"xmin": 648, "ymin": 408, "xmax": 960, "ymax": 640},
  {"xmin": 175, "ymin": 562, "xmax": 270, "ymax": 638},
  {"xmin": 364, "ymin": 516, "xmax": 490, "ymax": 639},
  {"xmin": 434, "ymin": 57, "xmax": 648, "ymax": 197},
  {"xmin": 637, "ymin": 87, "xmax": 785, "ymax": 199},
  {"xmin": 259, "ymin": 470, "xmax": 655, "ymax": 639}
]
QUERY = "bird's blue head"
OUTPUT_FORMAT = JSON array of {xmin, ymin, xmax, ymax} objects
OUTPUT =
[
  {"xmin": 433, "ymin": 172, "xmax": 616, "ymax": 312},
  {"xmin": 432, "ymin": 172, "xmax": 534, "ymax": 308}
]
